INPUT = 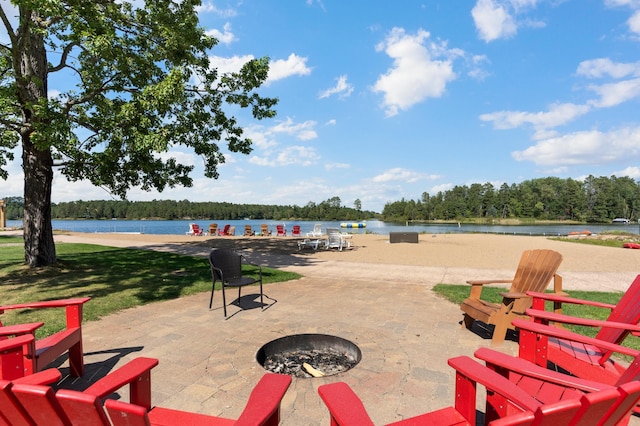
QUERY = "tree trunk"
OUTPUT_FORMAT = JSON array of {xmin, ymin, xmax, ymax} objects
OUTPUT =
[
  {"xmin": 17, "ymin": 9, "xmax": 56, "ymax": 267},
  {"xmin": 22, "ymin": 138, "xmax": 56, "ymax": 267}
]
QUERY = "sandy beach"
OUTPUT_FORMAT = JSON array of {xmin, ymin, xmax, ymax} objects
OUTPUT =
[{"xmin": 51, "ymin": 230, "xmax": 640, "ymax": 292}]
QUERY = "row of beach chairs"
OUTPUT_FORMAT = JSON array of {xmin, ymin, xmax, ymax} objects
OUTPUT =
[{"xmin": 187, "ymin": 223, "xmax": 310, "ymax": 237}]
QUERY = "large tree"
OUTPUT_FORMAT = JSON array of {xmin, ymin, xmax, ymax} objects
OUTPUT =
[{"xmin": 0, "ymin": 0, "xmax": 277, "ymax": 266}]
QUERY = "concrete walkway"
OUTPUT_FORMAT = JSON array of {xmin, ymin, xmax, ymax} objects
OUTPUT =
[{"xmin": 5, "ymin": 230, "xmax": 638, "ymax": 424}]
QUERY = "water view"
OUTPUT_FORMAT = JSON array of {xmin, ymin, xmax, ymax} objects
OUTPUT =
[{"xmin": 6, "ymin": 219, "xmax": 640, "ymax": 237}]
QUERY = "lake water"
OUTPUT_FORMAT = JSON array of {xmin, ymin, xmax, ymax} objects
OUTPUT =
[{"xmin": 5, "ymin": 219, "xmax": 640, "ymax": 236}]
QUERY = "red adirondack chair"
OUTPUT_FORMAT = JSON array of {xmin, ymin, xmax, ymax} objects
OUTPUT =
[
  {"xmin": 318, "ymin": 355, "xmax": 640, "ymax": 426},
  {"xmin": 515, "ymin": 274, "xmax": 640, "ymax": 384},
  {"xmin": 0, "ymin": 297, "xmax": 91, "ymax": 379},
  {"xmin": 276, "ymin": 225, "xmax": 286, "ymax": 236},
  {"xmin": 475, "ymin": 346, "xmax": 640, "ymax": 424},
  {"xmin": 291, "ymin": 225, "xmax": 302, "ymax": 236},
  {"xmin": 218, "ymin": 224, "xmax": 231, "ymax": 235},
  {"xmin": 4, "ymin": 356, "xmax": 292, "ymax": 426},
  {"xmin": 186, "ymin": 223, "xmax": 203, "ymax": 236}
]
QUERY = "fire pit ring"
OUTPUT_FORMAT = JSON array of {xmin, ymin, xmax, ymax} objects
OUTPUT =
[{"xmin": 256, "ymin": 334, "xmax": 361, "ymax": 378}]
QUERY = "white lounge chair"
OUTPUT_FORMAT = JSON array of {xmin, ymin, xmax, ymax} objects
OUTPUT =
[
  {"xmin": 326, "ymin": 228, "xmax": 351, "ymax": 251},
  {"xmin": 307, "ymin": 223, "xmax": 323, "ymax": 237}
]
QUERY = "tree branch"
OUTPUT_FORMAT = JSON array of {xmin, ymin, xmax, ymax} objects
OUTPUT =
[
  {"xmin": 0, "ymin": 4, "xmax": 16, "ymax": 47},
  {"xmin": 48, "ymin": 42, "xmax": 80, "ymax": 73}
]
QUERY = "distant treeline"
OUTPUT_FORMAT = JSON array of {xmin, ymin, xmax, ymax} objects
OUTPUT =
[
  {"xmin": 381, "ymin": 175, "xmax": 640, "ymax": 223},
  {"xmin": 2, "ymin": 196, "xmax": 375, "ymax": 221}
]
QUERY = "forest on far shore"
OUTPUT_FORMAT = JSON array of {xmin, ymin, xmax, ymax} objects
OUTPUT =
[
  {"xmin": 3, "ymin": 175, "xmax": 638, "ymax": 223},
  {"xmin": 381, "ymin": 175, "xmax": 640, "ymax": 223},
  {"xmin": 2, "ymin": 196, "xmax": 375, "ymax": 222}
]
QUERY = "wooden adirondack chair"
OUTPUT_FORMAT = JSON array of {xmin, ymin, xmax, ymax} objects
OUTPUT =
[
  {"xmin": 261, "ymin": 224, "xmax": 272, "ymax": 236},
  {"xmin": 0, "ymin": 297, "xmax": 91, "ymax": 379},
  {"xmin": 244, "ymin": 224, "xmax": 255, "ymax": 236},
  {"xmin": 474, "ymin": 346, "xmax": 640, "ymax": 424},
  {"xmin": 516, "ymin": 274, "xmax": 640, "ymax": 384},
  {"xmin": 460, "ymin": 249, "xmax": 563, "ymax": 345},
  {"xmin": 4, "ymin": 356, "xmax": 292, "ymax": 426},
  {"xmin": 209, "ymin": 223, "xmax": 218, "ymax": 235},
  {"xmin": 276, "ymin": 225, "xmax": 286, "ymax": 236},
  {"xmin": 318, "ymin": 355, "xmax": 640, "ymax": 426}
]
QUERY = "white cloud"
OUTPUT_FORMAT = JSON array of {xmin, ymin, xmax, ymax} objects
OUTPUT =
[
  {"xmin": 265, "ymin": 54, "xmax": 312, "ymax": 85},
  {"xmin": 614, "ymin": 166, "xmax": 640, "ymax": 178},
  {"xmin": 324, "ymin": 162, "xmax": 350, "ymax": 170},
  {"xmin": 512, "ymin": 127, "xmax": 640, "ymax": 166},
  {"xmin": 430, "ymin": 183, "xmax": 454, "ymax": 194},
  {"xmin": 206, "ymin": 22, "xmax": 237, "ymax": 45},
  {"xmin": 576, "ymin": 58, "xmax": 640, "ymax": 79},
  {"xmin": 587, "ymin": 78, "xmax": 640, "ymax": 107},
  {"xmin": 372, "ymin": 167, "xmax": 440, "ymax": 183},
  {"xmin": 372, "ymin": 28, "xmax": 459, "ymax": 117},
  {"xmin": 480, "ymin": 102, "xmax": 591, "ymax": 132},
  {"xmin": 249, "ymin": 145, "xmax": 318, "ymax": 167},
  {"xmin": 472, "ymin": 0, "xmax": 518, "ymax": 42},
  {"xmin": 319, "ymin": 75, "xmax": 354, "ymax": 99},
  {"xmin": 156, "ymin": 150, "xmax": 196, "ymax": 166},
  {"xmin": 196, "ymin": 2, "xmax": 238, "ymax": 18},
  {"xmin": 270, "ymin": 117, "xmax": 318, "ymax": 141},
  {"xmin": 209, "ymin": 54, "xmax": 254, "ymax": 75},
  {"xmin": 209, "ymin": 53, "xmax": 311, "ymax": 87}
]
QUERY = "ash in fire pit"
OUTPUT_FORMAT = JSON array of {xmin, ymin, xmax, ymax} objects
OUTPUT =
[{"xmin": 256, "ymin": 334, "xmax": 361, "ymax": 378}]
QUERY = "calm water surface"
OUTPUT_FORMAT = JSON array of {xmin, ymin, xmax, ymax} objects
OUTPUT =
[{"xmin": 6, "ymin": 219, "xmax": 639, "ymax": 236}]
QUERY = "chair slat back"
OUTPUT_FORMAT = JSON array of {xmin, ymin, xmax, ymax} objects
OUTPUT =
[
  {"xmin": 210, "ymin": 249, "xmax": 242, "ymax": 280},
  {"xmin": 0, "ymin": 381, "xmax": 34, "ymax": 426},
  {"xmin": 56, "ymin": 389, "xmax": 111, "ymax": 425},
  {"xmin": 510, "ymin": 250, "xmax": 562, "ymax": 294},
  {"xmin": 104, "ymin": 399, "xmax": 150, "ymax": 426},
  {"xmin": 11, "ymin": 384, "xmax": 70, "ymax": 426},
  {"xmin": 595, "ymin": 275, "xmax": 640, "ymax": 345},
  {"xmin": 604, "ymin": 381, "xmax": 640, "ymax": 426}
]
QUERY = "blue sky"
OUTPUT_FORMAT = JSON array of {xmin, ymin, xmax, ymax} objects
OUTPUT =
[{"xmin": 3, "ymin": 0, "xmax": 640, "ymax": 213}]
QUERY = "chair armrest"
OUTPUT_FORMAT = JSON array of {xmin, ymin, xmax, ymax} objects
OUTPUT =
[
  {"xmin": 525, "ymin": 309, "xmax": 640, "ymax": 333},
  {"xmin": 512, "ymin": 319, "xmax": 640, "ymax": 358},
  {"xmin": 466, "ymin": 280, "xmax": 513, "ymax": 299},
  {"xmin": 235, "ymin": 373, "xmax": 292, "ymax": 426},
  {"xmin": 527, "ymin": 291, "xmax": 616, "ymax": 310},
  {"xmin": 474, "ymin": 347, "xmax": 608, "ymax": 393},
  {"xmin": 317, "ymin": 382, "xmax": 376, "ymax": 426},
  {"xmin": 13, "ymin": 368, "xmax": 61, "ymax": 385},
  {"xmin": 0, "ymin": 322, "xmax": 44, "ymax": 337},
  {"xmin": 0, "ymin": 334, "xmax": 34, "ymax": 351},
  {"xmin": 447, "ymin": 356, "xmax": 541, "ymax": 414},
  {"xmin": 0, "ymin": 297, "xmax": 91, "ymax": 313},
  {"xmin": 499, "ymin": 291, "xmax": 528, "ymax": 299},
  {"xmin": 467, "ymin": 279, "xmax": 513, "ymax": 285},
  {"xmin": 84, "ymin": 357, "xmax": 159, "ymax": 409}
]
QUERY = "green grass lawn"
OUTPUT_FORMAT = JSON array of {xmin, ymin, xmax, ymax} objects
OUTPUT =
[
  {"xmin": 0, "ymin": 242, "xmax": 301, "ymax": 337},
  {"xmin": 432, "ymin": 283, "xmax": 640, "ymax": 353}
]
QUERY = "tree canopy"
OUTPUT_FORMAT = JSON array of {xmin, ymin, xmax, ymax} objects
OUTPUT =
[{"xmin": 0, "ymin": 0, "xmax": 277, "ymax": 266}]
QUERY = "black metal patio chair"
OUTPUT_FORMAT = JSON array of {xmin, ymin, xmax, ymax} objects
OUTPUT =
[{"xmin": 208, "ymin": 248, "xmax": 263, "ymax": 317}]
